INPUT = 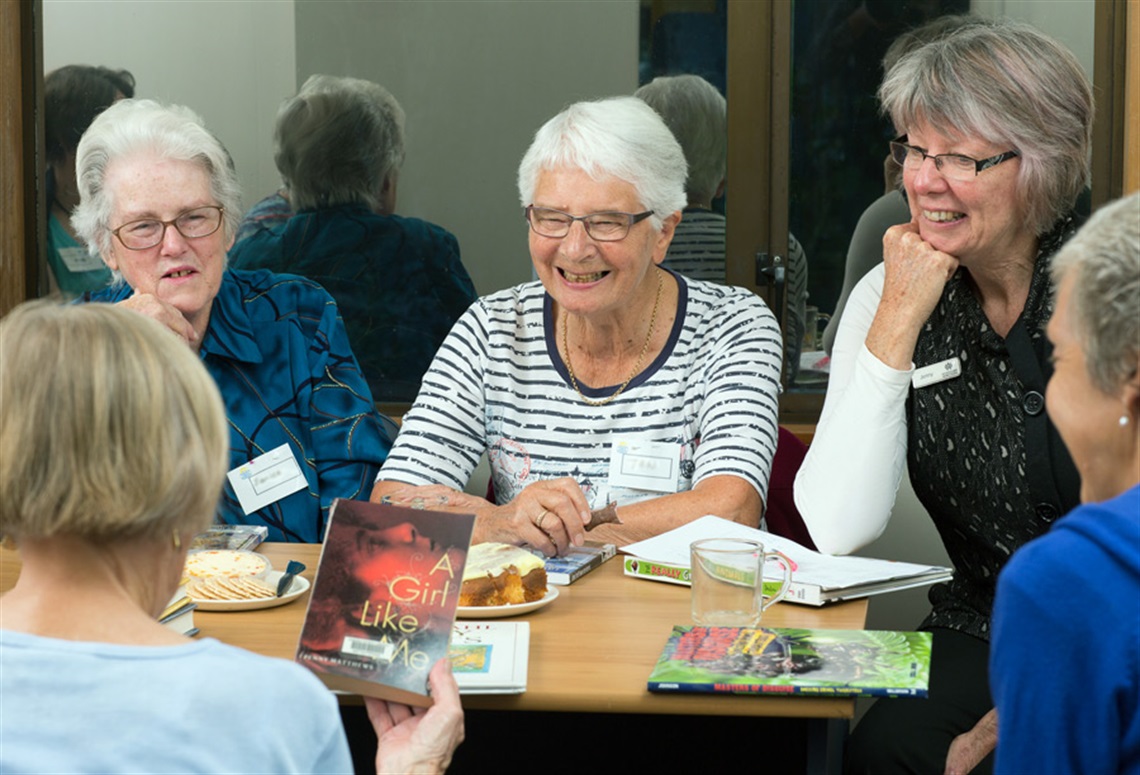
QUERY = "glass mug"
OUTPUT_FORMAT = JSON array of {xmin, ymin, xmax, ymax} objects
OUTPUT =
[{"xmin": 690, "ymin": 538, "xmax": 793, "ymax": 627}]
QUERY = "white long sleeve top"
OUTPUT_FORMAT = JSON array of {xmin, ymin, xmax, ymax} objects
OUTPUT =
[{"xmin": 793, "ymin": 264, "xmax": 914, "ymax": 555}]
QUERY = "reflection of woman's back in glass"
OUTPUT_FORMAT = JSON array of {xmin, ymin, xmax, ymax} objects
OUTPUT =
[{"xmin": 43, "ymin": 65, "xmax": 134, "ymax": 296}]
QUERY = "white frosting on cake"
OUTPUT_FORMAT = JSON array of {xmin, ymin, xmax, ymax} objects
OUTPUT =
[{"xmin": 463, "ymin": 542, "xmax": 544, "ymax": 581}]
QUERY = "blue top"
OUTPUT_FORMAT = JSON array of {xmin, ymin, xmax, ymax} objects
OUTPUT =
[
  {"xmin": 233, "ymin": 191, "xmax": 292, "ymax": 244},
  {"xmin": 0, "ymin": 630, "xmax": 352, "ymax": 773},
  {"xmin": 230, "ymin": 203, "xmax": 477, "ymax": 402},
  {"xmin": 47, "ymin": 212, "xmax": 112, "ymax": 296},
  {"xmin": 991, "ymin": 484, "xmax": 1140, "ymax": 774},
  {"xmin": 85, "ymin": 269, "xmax": 393, "ymax": 542}
]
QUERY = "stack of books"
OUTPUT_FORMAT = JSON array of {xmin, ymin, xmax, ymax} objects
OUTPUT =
[{"xmin": 622, "ymin": 515, "xmax": 953, "ymax": 606}]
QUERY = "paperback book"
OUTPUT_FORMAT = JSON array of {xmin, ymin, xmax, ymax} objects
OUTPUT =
[
  {"xmin": 647, "ymin": 625, "xmax": 932, "ymax": 697},
  {"xmin": 189, "ymin": 524, "xmax": 268, "ymax": 552},
  {"xmin": 544, "ymin": 541, "xmax": 617, "ymax": 585},
  {"xmin": 295, "ymin": 499, "xmax": 475, "ymax": 706},
  {"xmin": 622, "ymin": 515, "xmax": 952, "ymax": 606},
  {"xmin": 448, "ymin": 621, "xmax": 530, "ymax": 694}
]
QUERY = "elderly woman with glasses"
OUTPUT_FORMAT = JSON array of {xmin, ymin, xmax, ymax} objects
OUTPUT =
[
  {"xmin": 75, "ymin": 99, "xmax": 392, "ymax": 544},
  {"xmin": 794, "ymin": 19, "xmax": 1093, "ymax": 775},
  {"xmin": 372, "ymin": 96, "xmax": 782, "ymax": 555}
]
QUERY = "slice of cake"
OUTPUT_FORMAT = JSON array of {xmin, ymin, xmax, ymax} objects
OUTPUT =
[{"xmin": 460, "ymin": 543, "xmax": 547, "ymax": 606}]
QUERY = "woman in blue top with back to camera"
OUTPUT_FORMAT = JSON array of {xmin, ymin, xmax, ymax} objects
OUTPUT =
[
  {"xmin": 75, "ymin": 99, "xmax": 392, "ymax": 543},
  {"xmin": 991, "ymin": 192, "xmax": 1140, "ymax": 775},
  {"xmin": 0, "ymin": 301, "xmax": 464, "ymax": 774}
]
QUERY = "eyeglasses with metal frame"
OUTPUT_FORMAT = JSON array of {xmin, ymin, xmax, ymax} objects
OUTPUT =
[
  {"xmin": 524, "ymin": 205, "xmax": 654, "ymax": 242},
  {"xmin": 889, "ymin": 136, "xmax": 1019, "ymax": 182},
  {"xmin": 111, "ymin": 205, "xmax": 225, "ymax": 251}
]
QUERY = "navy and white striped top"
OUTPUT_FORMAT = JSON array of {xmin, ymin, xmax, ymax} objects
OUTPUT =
[{"xmin": 379, "ymin": 271, "xmax": 782, "ymax": 510}]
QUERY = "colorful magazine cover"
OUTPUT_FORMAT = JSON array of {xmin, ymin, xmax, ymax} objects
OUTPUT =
[{"xmin": 648, "ymin": 625, "xmax": 932, "ymax": 697}]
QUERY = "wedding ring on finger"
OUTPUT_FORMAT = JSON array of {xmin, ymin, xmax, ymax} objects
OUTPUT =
[{"xmin": 533, "ymin": 510, "xmax": 549, "ymax": 529}]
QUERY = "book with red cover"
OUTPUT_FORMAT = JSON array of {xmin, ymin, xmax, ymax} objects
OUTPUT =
[{"xmin": 295, "ymin": 499, "xmax": 475, "ymax": 706}]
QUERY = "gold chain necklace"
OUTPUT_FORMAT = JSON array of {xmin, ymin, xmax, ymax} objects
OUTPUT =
[{"xmin": 562, "ymin": 270, "xmax": 663, "ymax": 407}]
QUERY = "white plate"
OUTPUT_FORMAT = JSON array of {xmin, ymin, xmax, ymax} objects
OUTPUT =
[
  {"xmin": 456, "ymin": 586, "xmax": 559, "ymax": 619},
  {"xmin": 191, "ymin": 571, "xmax": 310, "ymax": 612}
]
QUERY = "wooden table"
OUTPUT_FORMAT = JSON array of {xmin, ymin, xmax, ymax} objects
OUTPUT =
[{"xmin": 1, "ymin": 542, "xmax": 866, "ymax": 773}]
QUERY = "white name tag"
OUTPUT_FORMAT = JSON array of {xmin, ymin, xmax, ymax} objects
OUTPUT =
[
  {"xmin": 608, "ymin": 439, "xmax": 681, "ymax": 493},
  {"xmin": 57, "ymin": 246, "xmax": 106, "ymax": 274},
  {"xmin": 912, "ymin": 357, "xmax": 962, "ymax": 389},
  {"xmin": 226, "ymin": 443, "xmax": 307, "ymax": 515}
]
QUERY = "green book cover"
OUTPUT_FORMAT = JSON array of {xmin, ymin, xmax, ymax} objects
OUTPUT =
[{"xmin": 647, "ymin": 625, "xmax": 931, "ymax": 698}]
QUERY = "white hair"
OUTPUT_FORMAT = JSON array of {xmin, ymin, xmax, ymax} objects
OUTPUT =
[
  {"xmin": 1050, "ymin": 192, "xmax": 1140, "ymax": 394},
  {"xmin": 72, "ymin": 99, "xmax": 242, "ymax": 277},
  {"xmin": 635, "ymin": 75, "xmax": 726, "ymax": 204},
  {"xmin": 517, "ymin": 96, "xmax": 687, "ymax": 230}
]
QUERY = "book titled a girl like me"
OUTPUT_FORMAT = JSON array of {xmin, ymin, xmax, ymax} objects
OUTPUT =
[
  {"xmin": 647, "ymin": 625, "xmax": 932, "ymax": 698},
  {"xmin": 295, "ymin": 499, "xmax": 475, "ymax": 707}
]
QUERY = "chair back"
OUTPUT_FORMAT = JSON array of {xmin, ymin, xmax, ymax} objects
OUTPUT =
[{"xmin": 764, "ymin": 426, "xmax": 817, "ymax": 550}]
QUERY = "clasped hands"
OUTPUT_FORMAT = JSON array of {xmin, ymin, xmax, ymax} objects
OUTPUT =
[{"xmin": 373, "ymin": 478, "xmax": 592, "ymax": 557}]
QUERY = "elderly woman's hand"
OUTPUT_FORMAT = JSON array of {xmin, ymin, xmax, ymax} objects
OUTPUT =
[
  {"xmin": 866, "ymin": 219, "xmax": 959, "ymax": 369},
  {"xmin": 117, "ymin": 293, "xmax": 198, "ymax": 346},
  {"xmin": 481, "ymin": 477, "xmax": 591, "ymax": 557},
  {"xmin": 367, "ymin": 658, "xmax": 465, "ymax": 775},
  {"xmin": 372, "ymin": 480, "xmax": 590, "ymax": 556}
]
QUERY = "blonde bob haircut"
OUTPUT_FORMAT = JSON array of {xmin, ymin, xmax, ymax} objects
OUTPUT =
[{"xmin": 0, "ymin": 302, "xmax": 229, "ymax": 542}]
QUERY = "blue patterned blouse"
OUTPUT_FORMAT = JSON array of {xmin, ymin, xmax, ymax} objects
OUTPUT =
[{"xmin": 85, "ymin": 269, "xmax": 393, "ymax": 542}]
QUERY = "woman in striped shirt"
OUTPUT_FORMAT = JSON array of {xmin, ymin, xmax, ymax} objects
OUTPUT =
[{"xmin": 372, "ymin": 97, "xmax": 782, "ymax": 556}]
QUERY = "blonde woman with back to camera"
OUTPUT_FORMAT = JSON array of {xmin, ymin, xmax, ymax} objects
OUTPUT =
[{"xmin": 0, "ymin": 302, "xmax": 463, "ymax": 774}]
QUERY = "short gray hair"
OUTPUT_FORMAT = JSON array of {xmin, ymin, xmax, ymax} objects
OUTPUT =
[
  {"xmin": 0, "ymin": 301, "xmax": 228, "ymax": 542},
  {"xmin": 635, "ymin": 75, "xmax": 726, "ymax": 204},
  {"xmin": 879, "ymin": 18, "xmax": 1092, "ymax": 235},
  {"xmin": 72, "ymin": 99, "xmax": 242, "ymax": 268},
  {"xmin": 1050, "ymin": 192, "xmax": 1140, "ymax": 394},
  {"xmin": 517, "ymin": 96, "xmax": 687, "ymax": 230},
  {"xmin": 275, "ymin": 74, "xmax": 406, "ymax": 212}
]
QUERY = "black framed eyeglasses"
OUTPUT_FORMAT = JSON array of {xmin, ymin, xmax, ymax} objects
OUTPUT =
[
  {"xmin": 889, "ymin": 136, "xmax": 1019, "ymax": 182},
  {"xmin": 524, "ymin": 205, "xmax": 654, "ymax": 242},
  {"xmin": 111, "ymin": 205, "xmax": 225, "ymax": 251}
]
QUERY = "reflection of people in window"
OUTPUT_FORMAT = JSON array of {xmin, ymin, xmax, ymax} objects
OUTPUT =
[
  {"xmin": 44, "ymin": 65, "xmax": 134, "ymax": 296},
  {"xmin": 230, "ymin": 75, "xmax": 477, "ymax": 403},
  {"xmin": 635, "ymin": 74, "xmax": 808, "ymax": 383}
]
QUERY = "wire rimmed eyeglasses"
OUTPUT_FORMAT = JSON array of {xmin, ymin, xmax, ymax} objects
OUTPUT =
[
  {"xmin": 524, "ymin": 205, "xmax": 654, "ymax": 242},
  {"xmin": 111, "ymin": 205, "xmax": 225, "ymax": 251},
  {"xmin": 889, "ymin": 136, "xmax": 1019, "ymax": 182}
]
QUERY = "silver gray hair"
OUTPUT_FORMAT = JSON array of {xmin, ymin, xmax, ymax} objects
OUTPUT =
[
  {"xmin": 879, "ymin": 18, "xmax": 1092, "ymax": 236},
  {"xmin": 72, "ymin": 99, "xmax": 242, "ymax": 276},
  {"xmin": 635, "ymin": 75, "xmax": 726, "ymax": 204},
  {"xmin": 275, "ymin": 74, "xmax": 406, "ymax": 212},
  {"xmin": 1050, "ymin": 192, "xmax": 1140, "ymax": 394},
  {"xmin": 517, "ymin": 96, "xmax": 687, "ymax": 231}
]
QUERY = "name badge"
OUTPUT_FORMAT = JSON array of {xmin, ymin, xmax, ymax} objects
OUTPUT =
[
  {"xmin": 57, "ymin": 246, "xmax": 106, "ymax": 274},
  {"xmin": 608, "ymin": 439, "xmax": 681, "ymax": 493},
  {"xmin": 912, "ymin": 357, "xmax": 962, "ymax": 389},
  {"xmin": 226, "ymin": 443, "xmax": 307, "ymax": 515}
]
